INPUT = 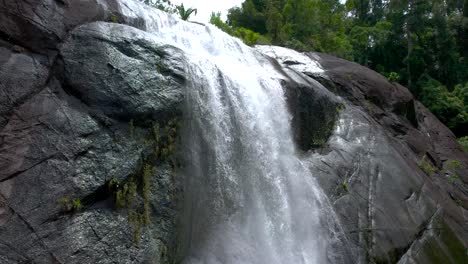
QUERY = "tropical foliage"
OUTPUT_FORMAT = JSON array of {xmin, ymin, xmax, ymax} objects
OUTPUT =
[
  {"xmin": 139, "ymin": 1, "xmax": 198, "ymax": 21},
  {"xmin": 459, "ymin": 136, "xmax": 468, "ymax": 152},
  {"xmin": 176, "ymin": 4, "xmax": 198, "ymax": 21},
  {"xmin": 141, "ymin": 0, "xmax": 175, "ymax": 13}
]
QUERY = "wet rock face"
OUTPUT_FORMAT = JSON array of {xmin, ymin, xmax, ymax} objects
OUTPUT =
[
  {"xmin": 285, "ymin": 52, "xmax": 468, "ymax": 263},
  {"xmin": 61, "ymin": 22, "xmax": 186, "ymax": 123},
  {"xmin": 0, "ymin": 1, "xmax": 184, "ymax": 263},
  {"xmin": 283, "ymin": 75, "xmax": 343, "ymax": 151}
]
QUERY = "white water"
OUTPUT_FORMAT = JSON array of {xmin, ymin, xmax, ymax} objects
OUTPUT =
[{"xmin": 120, "ymin": 2, "xmax": 346, "ymax": 263}]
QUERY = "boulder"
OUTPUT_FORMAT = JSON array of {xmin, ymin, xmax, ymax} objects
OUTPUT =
[{"xmin": 60, "ymin": 21, "xmax": 186, "ymax": 123}]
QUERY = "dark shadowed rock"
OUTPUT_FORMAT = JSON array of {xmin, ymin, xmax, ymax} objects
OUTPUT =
[{"xmin": 281, "ymin": 68, "xmax": 344, "ymax": 151}]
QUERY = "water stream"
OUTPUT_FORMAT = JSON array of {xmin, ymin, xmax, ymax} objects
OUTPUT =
[{"xmin": 121, "ymin": 2, "xmax": 346, "ymax": 263}]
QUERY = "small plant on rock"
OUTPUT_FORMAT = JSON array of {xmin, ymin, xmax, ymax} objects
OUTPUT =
[
  {"xmin": 58, "ymin": 196, "xmax": 83, "ymax": 213},
  {"xmin": 387, "ymin": 72, "xmax": 400, "ymax": 82},
  {"xmin": 445, "ymin": 160, "xmax": 461, "ymax": 184},
  {"xmin": 458, "ymin": 136, "xmax": 468, "ymax": 152},
  {"xmin": 110, "ymin": 14, "xmax": 119, "ymax": 23},
  {"xmin": 341, "ymin": 180, "xmax": 349, "ymax": 192},
  {"xmin": 448, "ymin": 174, "xmax": 460, "ymax": 184},
  {"xmin": 115, "ymin": 181, "xmax": 137, "ymax": 209},
  {"xmin": 59, "ymin": 196, "xmax": 72, "ymax": 212},
  {"xmin": 108, "ymin": 178, "xmax": 120, "ymax": 191},
  {"xmin": 417, "ymin": 155, "xmax": 437, "ymax": 176},
  {"xmin": 72, "ymin": 199, "xmax": 83, "ymax": 211},
  {"xmin": 142, "ymin": 164, "xmax": 153, "ymax": 225}
]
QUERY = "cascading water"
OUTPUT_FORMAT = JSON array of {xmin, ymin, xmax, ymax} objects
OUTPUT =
[{"xmin": 121, "ymin": 2, "xmax": 348, "ymax": 263}]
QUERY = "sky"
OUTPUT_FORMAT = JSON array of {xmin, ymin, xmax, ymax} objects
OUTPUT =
[{"xmin": 170, "ymin": 0, "xmax": 244, "ymax": 23}]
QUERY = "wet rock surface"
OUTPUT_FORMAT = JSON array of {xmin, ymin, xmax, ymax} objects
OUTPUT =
[
  {"xmin": 61, "ymin": 21, "xmax": 186, "ymax": 123},
  {"xmin": 0, "ymin": 0, "xmax": 466, "ymax": 263},
  {"xmin": 286, "ymin": 52, "xmax": 468, "ymax": 263},
  {"xmin": 281, "ymin": 68, "xmax": 344, "ymax": 152},
  {"xmin": 0, "ymin": 1, "xmax": 184, "ymax": 263}
]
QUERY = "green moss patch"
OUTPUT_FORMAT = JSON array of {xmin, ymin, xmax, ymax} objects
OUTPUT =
[{"xmin": 107, "ymin": 117, "xmax": 180, "ymax": 244}]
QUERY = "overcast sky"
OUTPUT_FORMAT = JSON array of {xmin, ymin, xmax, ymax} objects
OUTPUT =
[{"xmin": 171, "ymin": 0, "xmax": 244, "ymax": 23}]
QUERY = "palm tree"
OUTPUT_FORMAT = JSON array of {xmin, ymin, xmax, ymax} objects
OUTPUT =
[{"xmin": 176, "ymin": 4, "xmax": 197, "ymax": 21}]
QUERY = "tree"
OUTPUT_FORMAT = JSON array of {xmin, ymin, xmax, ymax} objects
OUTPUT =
[
  {"xmin": 210, "ymin": 12, "xmax": 233, "ymax": 34},
  {"xmin": 176, "ymin": 4, "xmax": 198, "ymax": 21},
  {"xmin": 227, "ymin": 0, "xmax": 268, "ymax": 34},
  {"xmin": 265, "ymin": 1, "xmax": 283, "ymax": 42},
  {"xmin": 210, "ymin": 12, "xmax": 271, "ymax": 46},
  {"xmin": 418, "ymin": 76, "xmax": 468, "ymax": 135}
]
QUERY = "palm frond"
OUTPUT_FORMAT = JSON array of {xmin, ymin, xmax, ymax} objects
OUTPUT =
[{"xmin": 176, "ymin": 4, "xmax": 197, "ymax": 21}]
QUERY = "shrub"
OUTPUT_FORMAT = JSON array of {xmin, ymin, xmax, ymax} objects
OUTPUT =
[
  {"xmin": 108, "ymin": 178, "xmax": 120, "ymax": 191},
  {"xmin": 417, "ymin": 155, "xmax": 437, "ymax": 176},
  {"xmin": 445, "ymin": 160, "xmax": 461, "ymax": 184},
  {"xmin": 284, "ymin": 39, "xmax": 310, "ymax": 52},
  {"xmin": 417, "ymin": 77, "xmax": 467, "ymax": 135},
  {"xmin": 72, "ymin": 199, "xmax": 83, "ymax": 211},
  {"xmin": 458, "ymin": 136, "xmax": 468, "ymax": 152},
  {"xmin": 341, "ymin": 180, "xmax": 349, "ymax": 192},
  {"xmin": 58, "ymin": 196, "xmax": 83, "ymax": 212},
  {"xmin": 233, "ymin": 27, "xmax": 264, "ymax": 46},
  {"xmin": 448, "ymin": 174, "xmax": 459, "ymax": 184},
  {"xmin": 110, "ymin": 14, "xmax": 119, "ymax": 23},
  {"xmin": 210, "ymin": 12, "xmax": 271, "ymax": 46},
  {"xmin": 58, "ymin": 196, "xmax": 72, "ymax": 212},
  {"xmin": 115, "ymin": 181, "xmax": 137, "ymax": 209},
  {"xmin": 387, "ymin": 72, "xmax": 400, "ymax": 82}
]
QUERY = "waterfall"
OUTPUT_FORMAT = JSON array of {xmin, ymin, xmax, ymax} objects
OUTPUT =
[
  {"xmin": 181, "ymin": 57, "xmax": 337, "ymax": 264},
  {"xmin": 120, "ymin": 2, "xmax": 347, "ymax": 263}
]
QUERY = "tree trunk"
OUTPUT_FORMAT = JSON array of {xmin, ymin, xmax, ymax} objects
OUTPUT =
[{"xmin": 406, "ymin": 0, "xmax": 413, "ymax": 88}]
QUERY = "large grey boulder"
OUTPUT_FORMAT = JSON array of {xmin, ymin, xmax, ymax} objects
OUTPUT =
[{"xmin": 60, "ymin": 21, "xmax": 186, "ymax": 122}]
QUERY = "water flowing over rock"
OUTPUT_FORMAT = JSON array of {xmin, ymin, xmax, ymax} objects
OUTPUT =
[{"xmin": 0, "ymin": 1, "xmax": 466, "ymax": 264}]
